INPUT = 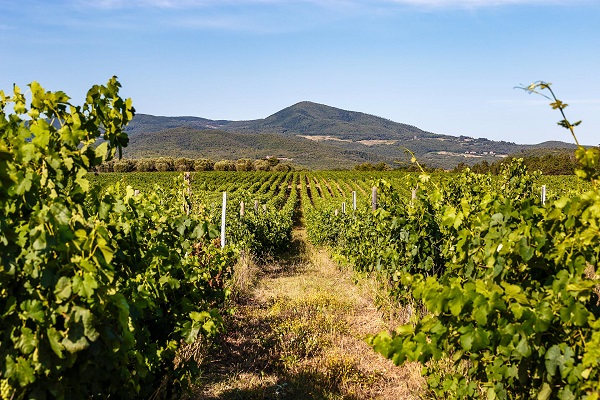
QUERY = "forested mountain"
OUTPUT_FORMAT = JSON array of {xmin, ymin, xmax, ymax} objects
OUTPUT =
[
  {"xmin": 223, "ymin": 101, "xmax": 436, "ymax": 140},
  {"xmin": 123, "ymin": 101, "xmax": 577, "ymax": 169}
]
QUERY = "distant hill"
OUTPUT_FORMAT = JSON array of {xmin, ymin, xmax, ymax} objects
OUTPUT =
[
  {"xmin": 125, "ymin": 101, "xmax": 442, "ymax": 141},
  {"xmin": 122, "ymin": 101, "xmax": 578, "ymax": 170}
]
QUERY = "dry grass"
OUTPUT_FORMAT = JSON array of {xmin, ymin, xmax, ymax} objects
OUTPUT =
[
  {"xmin": 228, "ymin": 250, "xmax": 262, "ymax": 302},
  {"xmin": 192, "ymin": 229, "xmax": 425, "ymax": 399}
]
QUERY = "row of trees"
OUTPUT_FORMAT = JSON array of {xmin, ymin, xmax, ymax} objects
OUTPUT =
[
  {"xmin": 354, "ymin": 162, "xmax": 442, "ymax": 172},
  {"xmin": 454, "ymin": 152, "xmax": 582, "ymax": 175},
  {"xmin": 336, "ymin": 151, "xmax": 592, "ymax": 174},
  {"xmin": 95, "ymin": 156, "xmax": 293, "ymax": 173},
  {"xmin": 93, "ymin": 151, "xmax": 589, "ymax": 175}
]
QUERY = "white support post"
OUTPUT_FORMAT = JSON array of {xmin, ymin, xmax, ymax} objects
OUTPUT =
[
  {"xmin": 541, "ymin": 185, "xmax": 546, "ymax": 206},
  {"xmin": 184, "ymin": 172, "xmax": 191, "ymax": 196},
  {"xmin": 184, "ymin": 172, "xmax": 192, "ymax": 215},
  {"xmin": 221, "ymin": 192, "xmax": 227, "ymax": 248},
  {"xmin": 411, "ymin": 184, "xmax": 419, "ymax": 205},
  {"xmin": 372, "ymin": 187, "xmax": 377, "ymax": 211},
  {"xmin": 352, "ymin": 191, "xmax": 356, "ymax": 211},
  {"xmin": 342, "ymin": 202, "xmax": 346, "ymax": 214}
]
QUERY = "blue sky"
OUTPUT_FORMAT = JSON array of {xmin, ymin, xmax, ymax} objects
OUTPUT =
[{"xmin": 1, "ymin": 0, "xmax": 599, "ymax": 145}]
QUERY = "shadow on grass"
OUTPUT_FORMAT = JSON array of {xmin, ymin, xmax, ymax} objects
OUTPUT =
[
  {"xmin": 254, "ymin": 229, "xmax": 309, "ymax": 279},
  {"xmin": 200, "ymin": 369, "xmax": 363, "ymax": 400}
]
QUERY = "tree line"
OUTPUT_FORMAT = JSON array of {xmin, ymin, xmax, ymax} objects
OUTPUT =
[
  {"xmin": 95, "ymin": 156, "xmax": 293, "ymax": 172},
  {"xmin": 356, "ymin": 151, "xmax": 596, "ymax": 175},
  {"xmin": 94, "ymin": 151, "xmax": 593, "ymax": 175},
  {"xmin": 454, "ymin": 151, "xmax": 584, "ymax": 175}
]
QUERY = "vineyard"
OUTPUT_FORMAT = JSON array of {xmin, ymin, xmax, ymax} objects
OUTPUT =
[
  {"xmin": 1, "ymin": 78, "xmax": 600, "ymax": 399},
  {"xmin": 90, "ymin": 166, "xmax": 599, "ymax": 398}
]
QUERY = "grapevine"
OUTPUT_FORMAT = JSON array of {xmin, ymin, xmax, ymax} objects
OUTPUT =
[
  {"xmin": 301, "ymin": 84, "xmax": 600, "ymax": 398},
  {"xmin": 0, "ymin": 78, "xmax": 237, "ymax": 398}
]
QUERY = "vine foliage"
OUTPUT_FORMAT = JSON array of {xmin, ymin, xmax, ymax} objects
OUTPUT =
[
  {"xmin": 0, "ymin": 78, "xmax": 236, "ymax": 399},
  {"xmin": 305, "ymin": 82, "xmax": 600, "ymax": 398}
]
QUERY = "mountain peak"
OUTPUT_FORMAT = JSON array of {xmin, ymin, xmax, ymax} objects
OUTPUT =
[
  {"xmin": 270, "ymin": 101, "xmax": 366, "ymax": 123},
  {"xmin": 254, "ymin": 100, "xmax": 427, "ymax": 141}
]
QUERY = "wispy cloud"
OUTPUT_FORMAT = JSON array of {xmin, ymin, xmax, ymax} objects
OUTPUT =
[
  {"xmin": 79, "ymin": 0, "xmax": 285, "ymax": 9},
  {"xmin": 50, "ymin": 0, "xmax": 598, "ymax": 36},
  {"xmin": 174, "ymin": 14, "xmax": 262, "ymax": 31},
  {"xmin": 78, "ymin": 0, "xmax": 588, "ymax": 9},
  {"xmin": 69, "ymin": 0, "xmax": 354, "ymax": 33},
  {"xmin": 385, "ymin": 0, "xmax": 578, "ymax": 6}
]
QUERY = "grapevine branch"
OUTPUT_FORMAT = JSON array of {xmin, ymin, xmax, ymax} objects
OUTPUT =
[{"xmin": 516, "ymin": 81, "xmax": 581, "ymax": 146}]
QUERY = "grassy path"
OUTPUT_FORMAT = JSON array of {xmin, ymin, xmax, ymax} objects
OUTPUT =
[{"xmin": 194, "ymin": 228, "xmax": 424, "ymax": 399}]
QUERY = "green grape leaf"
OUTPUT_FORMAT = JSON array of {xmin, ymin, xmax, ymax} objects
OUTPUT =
[
  {"xmin": 11, "ymin": 357, "xmax": 36, "ymax": 386},
  {"xmin": 62, "ymin": 323, "xmax": 89, "ymax": 353},
  {"xmin": 14, "ymin": 327, "xmax": 37, "ymax": 355},
  {"xmin": 54, "ymin": 276, "xmax": 72, "ymax": 302},
  {"xmin": 515, "ymin": 336, "xmax": 531, "ymax": 358},
  {"xmin": 545, "ymin": 345, "xmax": 561, "ymax": 376},
  {"xmin": 537, "ymin": 382, "xmax": 552, "ymax": 400},
  {"xmin": 20, "ymin": 300, "xmax": 45, "ymax": 323},
  {"xmin": 47, "ymin": 327, "xmax": 65, "ymax": 358}
]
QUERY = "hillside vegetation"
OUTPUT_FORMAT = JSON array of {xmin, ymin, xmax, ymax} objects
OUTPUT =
[
  {"xmin": 124, "ymin": 127, "xmax": 391, "ymax": 170},
  {"xmin": 123, "ymin": 101, "xmax": 577, "ymax": 170}
]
